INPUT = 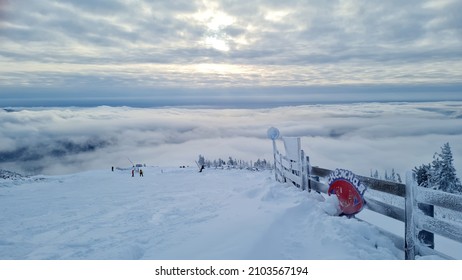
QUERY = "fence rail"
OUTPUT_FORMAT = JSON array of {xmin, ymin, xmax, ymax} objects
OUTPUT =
[{"xmin": 271, "ymin": 136, "xmax": 462, "ymax": 260}]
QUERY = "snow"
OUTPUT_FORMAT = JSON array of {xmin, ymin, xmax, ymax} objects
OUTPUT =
[{"xmin": 0, "ymin": 167, "xmax": 404, "ymax": 260}]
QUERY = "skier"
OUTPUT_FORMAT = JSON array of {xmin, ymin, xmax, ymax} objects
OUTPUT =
[
  {"xmin": 131, "ymin": 169, "xmax": 134, "ymax": 177},
  {"xmin": 139, "ymin": 169, "xmax": 144, "ymax": 177}
]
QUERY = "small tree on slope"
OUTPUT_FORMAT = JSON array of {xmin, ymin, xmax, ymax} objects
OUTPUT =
[
  {"xmin": 431, "ymin": 143, "xmax": 461, "ymax": 193},
  {"xmin": 413, "ymin": 163, "xmax": 432, "ymax": 188},
  {"xmin": 415, "ymin": 143, "xmax": 461, "ymax": 194}
]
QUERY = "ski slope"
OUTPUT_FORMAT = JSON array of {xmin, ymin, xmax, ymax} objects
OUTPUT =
[{"xmin": 0, "ymin": 166, "xmax": 418, "ymax": 260}]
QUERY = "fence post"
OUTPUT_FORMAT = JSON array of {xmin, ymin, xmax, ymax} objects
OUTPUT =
[
  {"xmin": 405, "ymin": 172, "xmax": 416, "ymax": 260},
  {"xmin": 272, "ymin": 139, "xmax": 278, "ymax": 182},
  {"xmin": 306, "ymin": 156, "xmax": 312, "ymax": 192},
  {"xmin": 279, "ymin": 153, "xmax": 285, "ymax": 182},
  {"xmin": 300, "ymin": 150, "xmax": 306, "ymax": 191}
]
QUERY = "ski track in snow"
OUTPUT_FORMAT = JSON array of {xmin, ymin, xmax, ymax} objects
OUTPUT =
[{"xmin": 0, "ymin": 167, "xmax": 404, "ymax": 260}]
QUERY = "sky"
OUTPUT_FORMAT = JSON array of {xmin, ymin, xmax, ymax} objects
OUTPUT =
[{"xmin": 1, "ymin": 0, "xmax": 462, "ymax": 104}]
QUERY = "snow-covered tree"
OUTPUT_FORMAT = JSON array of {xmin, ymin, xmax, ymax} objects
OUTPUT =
[
  {"xmin": 227, "ymin": 156, "xmax": 235, "ymax": 166},
  {"xmin": 431, "ymin": 143, "xmax": 461, "ymax": 193},
  {"xmin": 414, "ymin": 143, "xmax": 462, "ymax": 193},
  {"xmin": 413, "ymin": 163, "xmax": 432, "ymax": 188}
]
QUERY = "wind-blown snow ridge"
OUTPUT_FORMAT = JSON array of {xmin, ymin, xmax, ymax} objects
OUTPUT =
[{"xmin": 0, "ymin": 167, "xmax": 403, "ymax": 260}]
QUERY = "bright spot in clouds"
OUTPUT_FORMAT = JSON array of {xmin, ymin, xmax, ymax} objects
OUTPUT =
[
  {"xmin": 190, "ymin": 3, "xmax": 234, "ymax": 52},
  {"xmin": 204, "ymin": 36, "xmax": 230, "ymax": 52}
]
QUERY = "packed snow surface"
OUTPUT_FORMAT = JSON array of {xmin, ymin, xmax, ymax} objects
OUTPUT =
[{"xmin": 1, "ymin": 167, "xmax": 405, "ymax": 260}]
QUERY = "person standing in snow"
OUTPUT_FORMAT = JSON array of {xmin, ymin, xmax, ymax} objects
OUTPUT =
[
  {"xmin": 139, "ymin": 169, "xmax": 144, "ymax": 177},
  {"xmin": 131, "ymin": 169, "xmax": 134, "ymax": 177}
]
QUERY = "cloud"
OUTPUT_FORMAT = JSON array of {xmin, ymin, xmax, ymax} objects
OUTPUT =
[
  {"xmin": 1, "ymin": 102, "xmax": 462, "ymax": 177},
  {"xmin": 0, "ymin": 0, "xmax": 461, "ymax": 91}
]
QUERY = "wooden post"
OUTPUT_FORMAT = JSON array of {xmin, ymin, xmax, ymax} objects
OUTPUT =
[
  {"xmin": 405, "ymin": 172, "xmax": 416, "ymax": 260},
  {"xmin": 306, "ymin": 156, "xmax": 312, "ymax": 192},
  {"xmin": 272, "ymin": 139, "xmax": 278, "ymax": 182},
  {"xmin": 279, "ymin": 153, "xmax": 285, "ymax": 183},
  {"xmin": 300, "ymin": 150, "xmax": 306, "ymax": 191}
]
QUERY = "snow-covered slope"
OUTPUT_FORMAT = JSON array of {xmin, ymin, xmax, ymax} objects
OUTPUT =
[{"xmin": 0, "ymin": 167, "xmax": 403, "ymax": 260}]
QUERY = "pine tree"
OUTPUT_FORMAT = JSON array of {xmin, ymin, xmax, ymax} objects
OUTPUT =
[
  {"xmin": 434, "ymin": 143, "xmax": 461, "ymax": 193},
  {"xmin": 413, "ymin": 164, "xmax": 432, "ymax": 188},
  {"xmin": 227, "ymin": 156, "xmax": 235, "ymax": 167},
  {"xmin": 415, "ymin": 143, "xmax": 462, "ymax": 193}
]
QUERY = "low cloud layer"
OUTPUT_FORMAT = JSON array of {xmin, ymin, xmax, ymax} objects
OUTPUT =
[{"xmin": 1, "ymin": 102, "xmax": 462, "ymax": 178}]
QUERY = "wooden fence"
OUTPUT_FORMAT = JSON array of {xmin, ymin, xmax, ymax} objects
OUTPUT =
[{"xmin": 272, "ymin": 137, "xmax": 462, "ymax": 260}]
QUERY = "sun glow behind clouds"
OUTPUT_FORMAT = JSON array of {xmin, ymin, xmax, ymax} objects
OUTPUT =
[
  {"xmin": 194, "ymin": 63, "xmax": 247, "ymax": 74},
  {"xmin": 264, "ymin": 10, "xmax": 291, "ymax": 22},
  {"xmin": 189, "ymin": 2, "xmax": 235, "ymax": 52}
]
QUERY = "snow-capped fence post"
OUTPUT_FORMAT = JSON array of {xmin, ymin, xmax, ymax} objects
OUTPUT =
[
  {"xmin": 279, "ymin": 153, "xmax": 285, "ymax": 183},
  {"xmin": 405, "ymin": 172, "xmax": 417, "ymax": 260},
  {"xmin": 306, "ymin": 155, "xmax": 312, "ymax": 192},
  {"xmin": 272, "ymin": 141, "xmax": 278, "ymax": 182},
  {"xmin": 300, "ymin": 149, "xmax": 307, "ymax": 191},
  {"xmin": 267, "ymin": 127, "xmax": 281, "ymax": 182}
]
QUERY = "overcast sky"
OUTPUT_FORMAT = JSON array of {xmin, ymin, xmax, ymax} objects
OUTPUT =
[{"xmin": 1, "ymin": 0, "xmax": 461, "ymax": 103}]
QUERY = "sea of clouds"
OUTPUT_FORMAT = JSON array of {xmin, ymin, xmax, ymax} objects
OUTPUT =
[{"xmin": 1, "ymin": 101, "xmax": 461, "ymax": 178}]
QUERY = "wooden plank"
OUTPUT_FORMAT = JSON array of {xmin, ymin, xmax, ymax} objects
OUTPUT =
[
  {"xmin": 311, "ymin": 166, "xmax": 331, "ymax": 178},
  {"xmin": 364, "ymin": 198, "xmax": 405, "ymax": 222},
  {"xmin": 416, "ymin": 187, "xmax": 462, "ymax": 212},
  {"xmin": 359, "ymin": 176, "xmax": 406, "ymax": 198},
  {"xmin": 284, "ymin": 171, "xmax": 302, "ymax": 186},
  {"xmin": 307, "ymin": 179, "xmax": 329, "ymax": 193},
  {"xmin": 416, "ymin": 213, "xmax": 462, "ymax": 244},
  {"xmin": 280, "ymin": 157, "xmax": 293, "ymax": 170},
  {"xmin": 417, "ymin": 244, "xmax": 454, "ymax": 260},
  {"xmin": 311, "ymin": 166, "xmax": 406, "ymax": 197}
]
